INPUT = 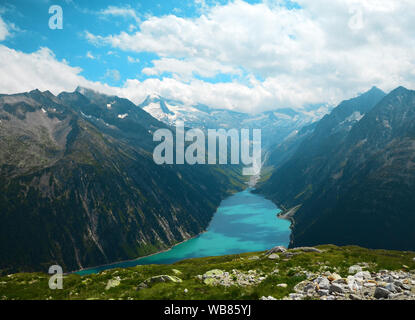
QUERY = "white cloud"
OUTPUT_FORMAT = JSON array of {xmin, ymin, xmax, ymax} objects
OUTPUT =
[
  {"xmin": 84, "ymin": 0, "xmax": 415, "ymax": 111},
  {"xmin": 0, "ymin": 16, "xmax": 10, "ymax": 41},
  {"xmin": 142, "ymin": 57, "xmax": 241, "ymax": 80},
  {"xmin": 86, "ymin": 51, "xmax": 95, "ymax": 59},
  {"xmin": 2, "ymin": 1, "xmax": 415, "ymax": 115},
  {"xmin": 127, "ymin": 56, "xmax": 140, "ymax": 64},
  {"xmin": 0, "ymin": 45, "xmax": 115, "ymax": 96},
  {"xmin": 104, "ymin": 69, "xmax": 121, "ymax": 82},
  {"xmin": 99, "ymin": 5, "xmax": 140, "ymax": 23}
]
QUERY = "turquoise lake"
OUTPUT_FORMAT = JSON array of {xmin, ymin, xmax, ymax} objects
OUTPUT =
[{"xmin": 76, "ymin": 188, "xmax": 291, "ymax": 275}]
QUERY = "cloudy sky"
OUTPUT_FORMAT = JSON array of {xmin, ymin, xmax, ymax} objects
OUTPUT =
[{"xmin": 0, "ymin": 0, "xmax": 414, "ymax": 113}]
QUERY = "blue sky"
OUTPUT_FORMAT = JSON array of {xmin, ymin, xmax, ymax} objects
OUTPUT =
[
  {"xmin": 2, "ymin": 0, "xmax": 277, "ymax": 86},
  {"xmin": 0, "ymin": 0, "xmax": 414, "ymax": 113}
]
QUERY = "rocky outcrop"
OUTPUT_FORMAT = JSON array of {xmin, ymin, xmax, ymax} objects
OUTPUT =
[{"xmin": 284, "ymin": 269, "xmax": 415, "ymax": 300}]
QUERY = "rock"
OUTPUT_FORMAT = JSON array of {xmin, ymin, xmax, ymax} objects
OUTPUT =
[
  {"xmin": 349, "ymin": 294, "xmax": 361, "ymax": 300},
  {"xmin": 293, "ymin": 280, "xmax": 309, "ymax": 293},
  {"xmin": 105, "ymin": 277, "xmax": 121, "ymax": 290},
  {"xmin": 292, "ymin": 247, "xmax": 323, "ymax": 253},
  {"xmin": 316, "ymin": 276, "xmax": 330, "ymax": 290},
  {"xmin": 349, "ymin": 265, "xmax": 363, "ymax": 274},
  {"xmin": 172, "ymin": 269, "xmax": 182, "ymax": 275},
  {"xmin": 354, "ymin": 271, "xmax": 371, "ymax": 279},
  {"xmin": 281, "ymin": 252, "xmax": 297, "ymax": 258},
  {"xmin": 268, "ymin": 254, "xmax": 280, "ymax": 260},
  {"xmin": 400, "ymin": 284, "xmax": 411, "ymax": 291},
  {"xmin": 328, "ymin": 273, "xmax": 342, "ymax": 282},
  {"xmin": 184, "ymin": 288, "xmax": 188, "ymax": 293},
  {"xmin": 347, "ymin": 276, "xmax": 361, "ymax": 292},
  {"xmin": 260, "ymin": 296, "xmax": 277, "ymax": 300},
  {"xmin": 385, "ymin": 283, "xmax": 397, "ymax": 293},
  {"xmin": 303, "ymin": 283, "xmax": 315, "ymax": 292},
  {"xmin": 203, "ymin": 269, "xmax": 224, "ymax": 278},
  {"xmin": 318, "ymin": 289, "xmax": 329, "ymax": 296},
  {"xmin": 412, "ymin": 257, "xmax": 415, "ymax": 262},
  {"xmin": 137, "ymin": 283, "xmax": 148, "ymax": 290},
  {"xmin": 374, "ymin": 287, "xmax": 391, "ymax": 299},
  {"xmin": 288, "ymin": 293, "xmax": 305, "ymax": 300},
  {"xmin": 137, "ymin": 275, "xmax": 182, "ymax": 290},
  {"xmin": 203, "ymin": 278, "xmax": 216, "ymax": 286},
  {"xmin": 266, "ymin": 246, "xmax": 287, "ymax": 255},
  {"xmin": 329, "ymin": 283, "xmax": 344, "ymax": 294},
  {"xmin": 277, "ymin": 283, "xmax": 287, "ymax": 288},
  {"xmin": 248, "ymin": 256, "xmax": 260, "ymax": 260},
  {"xmin": 363, "ymin": 282, "xmax": 376, "ymax": 288}
]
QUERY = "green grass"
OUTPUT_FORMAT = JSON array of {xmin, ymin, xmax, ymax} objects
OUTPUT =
[{"xmin": 1, "ymin": 245, "xmax": 414, "ymax": 300}]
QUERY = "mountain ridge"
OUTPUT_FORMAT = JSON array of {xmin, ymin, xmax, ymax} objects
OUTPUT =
[
  {"xmin": 0, "ymin": 88, "xmax": 246, "ymax": 274},
  {"xmin": 257, "ymin": 86, "xmax": 415, "ymax": 251}
]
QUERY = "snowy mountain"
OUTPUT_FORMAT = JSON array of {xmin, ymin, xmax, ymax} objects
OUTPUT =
[{"xmin": 139, "ymin": 94, "xmax": 329, "ymax": 147}]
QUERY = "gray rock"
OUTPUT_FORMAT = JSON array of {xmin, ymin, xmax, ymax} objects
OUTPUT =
[
  {"xmin": 316, "ymin": 277, "xmax": 330, "ymax": 290},
  {"xmin": 105, "ymin": 277, "xmax": 121, "ymax": 290},
  {"xmin": 268, "ymin": 253, "xmax": 280, "ymax": 260},
  {"xmin": 266, "ymin": 246, "xmax": 287, "ymax": 255},
  {"xmin": 401, "ymin": 284, "xmax": 411, "ymax": 291},
  {"xmin": 292, "ymin": 247, "xmax": 323, "ymax": 253},
  {"xmin": 318, "ymin": 289, "xmax": 329, "ymax": 296},
  {"xmin": 354, "ymin": 271, "xmax": 371, "ymax": 279},
  {"xmin": 374, "ymin": 287, "xmax": 391, "ymax": 299},
  {"xmin": 349, "ymin": 294, "xmax": 361, "ymax": 300},
  {"xmin": 137, "ymin": 275, "xmax": 182, "ymax": 290},
  {"xmin": 281, "ymin": 252, "xmax": 297, "ymax": 258},
  {"xmin": 304, "ymin": 283, "xmax": 315, "ymax": 292},
  {"xmin": 329, "ymin": 283, "xmax": 344, "ymax": 294},
  {"xmin": 349, "ymin": 265, "xmax": 363, "ymax": 274},
  {"xmin": 363, "ymin": 282, "xmax": 376, "ymax": 288},
  {"xmin": 385, "ymin": 283, "xmax": 397, "ymax": 293}
]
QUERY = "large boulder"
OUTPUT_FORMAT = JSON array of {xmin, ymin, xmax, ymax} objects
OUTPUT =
[
  {"xmin": 105, "ymin": 276, "xmax": 121, "ymax": 290},
  {"xmin": 374, "ymin": 287, "xmax": 391, "ymax": 299},
  {"xmin": 137, "ymin": 275, "xmax": 182, "ymax": 290},
  {"xmin": 265, "ymin": 246, "xmax": 287, "ymax": 255},
  {"xmin": 203, "ymin": 269, "xmax": 224, "ymax": 278},
  {"xmin": 268, "ymin": 254, "xmax": 280, "ymax": 260}
]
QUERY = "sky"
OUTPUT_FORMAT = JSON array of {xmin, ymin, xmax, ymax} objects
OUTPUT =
[{"xmin": 0, "ymin": 0, "xmax": 415, "ymax": 113}]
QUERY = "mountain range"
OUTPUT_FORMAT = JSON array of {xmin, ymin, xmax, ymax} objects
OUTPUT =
[
  {"xmin": 0, "ymin": 87, "xmax": 245, "ymax": 273},
  {"xmin": 258, "ymin": 86, "xmax": 415, "ymax": 251},
  {"xmin": 2, "ymin": 83, "xmax": 415, "ymax": 273},
  {"xmin": 139, "ymin": 94, "xmax": 329, "ymax": 148}
]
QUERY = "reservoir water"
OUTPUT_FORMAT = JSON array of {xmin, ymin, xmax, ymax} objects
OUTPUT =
[{"xmin": 77, "ymin": 188, "xmax": 291, "ymax": 275}]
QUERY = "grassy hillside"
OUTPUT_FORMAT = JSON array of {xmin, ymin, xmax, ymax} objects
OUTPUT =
[{"xmin": 1, "ymin": 245, "xmax": 415, "ymax": 300}]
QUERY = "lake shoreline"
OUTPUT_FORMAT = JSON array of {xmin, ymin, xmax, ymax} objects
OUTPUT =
[
  {"xmin": 73, "ymin": 188, "xmax": 246, "ymax": 275},
  {"xmin": 74, "ymin": 185, "xmax": 291, "ymax": 276}
]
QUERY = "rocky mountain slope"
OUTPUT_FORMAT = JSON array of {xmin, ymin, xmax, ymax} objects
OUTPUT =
[
  {"xmin": 0, "ymin": 88, "xmax": 245, "ymax": 274},
  {"xmin": 1, "ymin": 245, "xmax": 415, "ymax": 300},
  {"xmin": 258, "ymin": 86, "xmax": 415, "ymax": 251}
]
